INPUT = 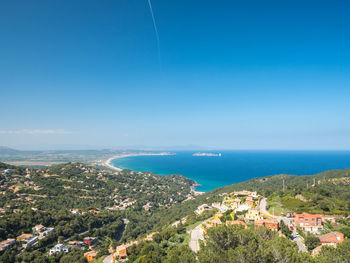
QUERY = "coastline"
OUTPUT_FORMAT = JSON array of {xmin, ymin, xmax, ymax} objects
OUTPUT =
[
  {"xmin": 103, "ymin": 152, "xmax": 175, "ymax": 172},
  {"xmin": 103, "ymin": 152, "xmax": 205, "ymax": 195}
]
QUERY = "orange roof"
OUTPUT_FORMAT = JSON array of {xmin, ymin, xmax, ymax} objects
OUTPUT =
[
  {"xmin": 226, "ymin": 220, "xmax": 247, "ymax": 228},
  {"xmin": 295, "ymin": 212, "xmax": 322, "ymax": 218},
  {"xmin": 84, "ymin": 251, "xmax": 98, "ymax": 257},
  {"xmin": 319, "ymin": 232, "xmax": 344, "ymax": 244}
]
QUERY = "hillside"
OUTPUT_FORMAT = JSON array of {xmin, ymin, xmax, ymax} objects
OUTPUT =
[
  {"xmin": 208, "ymin": 168, "xmax": 350, "ymax": 215},
  {"xmin": 1, "ymin": 162, "xmax": 350, "ymax": 262},
  {"xmin": 0, "ymin": 162, "xmax": 198, "ymax": 263}
]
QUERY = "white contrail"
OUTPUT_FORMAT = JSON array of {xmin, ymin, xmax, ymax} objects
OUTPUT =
[{"xmin": 147, "ymin": 0, "xmax": 161, "ymax": 67}]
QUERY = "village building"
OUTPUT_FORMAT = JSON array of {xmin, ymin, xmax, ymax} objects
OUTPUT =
[
  {"xmin": 235, "ymin": 203, "xmax": 251, "ymax": 212},
  {"xmin": 230, "ymin": 198, "xmax": 242, "ymax": 209},
  {"xmin": 254, "ymin": 219, "xmax": 279, "ymax": 230},
  {"xmin": 40, "ymin": 227, "xmax": 55, "ymax": 237},
  {"xmin": 319, "ymin": 232, "xmax": 344, "ymax": 246},
  {"xmin": 26, "ymin": 236, "xmax": 39, "ymax": 246},
  {"xmin": 143, "ymin": 202, "xmax": 152, "ymax": 211},
  {"xmin": 0, "ymin": 239, "xmax": 16, "ymax": 251},
  {"xmin": 84, "ymin": 250, "xmax": 98, "ymax": 262},
  {"xmin": 71, "ymin": 209, "xmax": 80, "ymax": 215},
  {"xmin": 69, "ymin": 241, "xmax": 85, "ymax": 249},
  {"xmin": 83, "ymin": 237, "xmax": 98, "ymax": 246},
  {"xmin": 203, "ymin": 218, "xmax": 222, "ymax": 231},
  {"xmin": 17, "ymin": 233, "xmax": 34, "ymax": 242},
  {"xmin": 32, "ymin": 224, "xmax": 45, "ymax": 233},
  {"xmin": 245, "ymin": 208, "xmax": 264, "ymax": 222},
  {"xmin": 226, "ymin": 220, "xmax": 248, "ymax": 228},
  {"xmin": 49, "ymin": 244, "xmax": 71, "ymax": 255},
  {"xmin": 195, "ymin": 204, "xmax": 213, "ymax": 215},
  {"xmin": 115, "ymin": 244, "xmax": 130, "ymax": 262},
  {"xmin": 294, "ymin": 212, "xmax": 323, "ymax": 232},
  {"xmin": 245, "ymin": 196, "xmax": 255, "ymax": 207}
]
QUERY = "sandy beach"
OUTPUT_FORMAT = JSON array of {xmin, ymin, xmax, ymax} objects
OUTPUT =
[{"xmin": 103, "ymin": 152, "xmax": 175, "ymax": 172}]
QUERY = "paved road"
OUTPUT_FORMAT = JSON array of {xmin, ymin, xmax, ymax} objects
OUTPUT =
[
  {"xmin": 189, "ymin": 224, "xmax": 203, "ymax": 252},
  {"xmin": 188, "ymin": 219, "xmax": 210, "ymax": 252},
  {"xmin": 294, "ymin": 235, "xmax": 307, "ymax": 252},
  {"xmin": 275, "ymin": 215, "xmax": 307, "ymax": 252},
  {"xmin": 259, "ymin": 198, "xmax": 307, "ymax": 252},
  {"xmin": 258, "ymin": 197, "xmax": 273, "ymax": 217},
  {"xmin": 103, "ymin": 254, "xmax": 113, "ymax": 263}
]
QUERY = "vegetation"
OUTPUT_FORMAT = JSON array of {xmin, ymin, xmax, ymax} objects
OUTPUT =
[{"xmin": 2, "ymin": 161, "xmax": 350, "ymax": 262}]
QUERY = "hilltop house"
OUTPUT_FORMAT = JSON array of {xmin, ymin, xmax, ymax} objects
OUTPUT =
[
  {"xmin": 319, "ymin": 232, "xmax": 344, "ymax": 246},
  {"xmin": 32, "ymin": 224, "xmax": 45, "ymax": 234},
  {"xmin": 83, "ymin": 237, "xmax": 97, "ymax": 246},
  {"xmin": 235, "ymin": 204, "xmax": 251, "ymax": 212},
  {"xmin": 245, "ymin": 196, "xmax": 255, "ymax": 207},
  {"xmin": 17, "ymin": 233, "xmax": 33, "ymax": 242},
  {"xmin": 41, "ymin": 228, "xmax": 55, "ymax": 237},
  {"xmin": 226, "ymin": 220, "xmax": 248, "ymax": 228},
  {"xmin": 115, "ymin": 244, "xmax": 130, "ymax": 262},
  {"xmin": 245, "ymin": 208, "xmax": 264, "ymax": 222},
  {"xmin": 49, "ymin": 244, "xmax": 71, "ymax": 255},
  {"xmin": 84, "ymin": 251, "xmax": 98, "ymax": 262},
  {"xmin": 0, "ymin": 239, "xmax": 16, "ymax": 251},
  {"xmin": 294, "ymin": 213, "xmax": 323, "ymax": 232},
  {"xmin": 195, "ymin": 204, "xmax": 212, "ymax": 215},
  {"xmin": 312, "ymin": 232, "xmax": 344, "ymax": 256},
  {"xmin": 255, "ymin": 219, "xmax": 279, "ymax": 230}
]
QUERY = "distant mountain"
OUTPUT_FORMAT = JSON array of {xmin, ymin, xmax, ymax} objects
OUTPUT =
[{"xmin": 0, "ymin": 146, "xmax": 22, "ymax": 155}]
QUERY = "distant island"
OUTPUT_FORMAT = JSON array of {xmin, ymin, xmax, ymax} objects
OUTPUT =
[{"xmin": 192, "ymin": 152, "xmax": 222, "ymax": 157}]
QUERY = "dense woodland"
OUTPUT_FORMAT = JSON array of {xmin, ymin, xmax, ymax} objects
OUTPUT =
[
  {"xmin": 128, "ymin": 224, "xmax": 350, "ymax": 263},
  {"xmin": 0, "ymin": 162, "xmax": 197, "ymax": 262}
]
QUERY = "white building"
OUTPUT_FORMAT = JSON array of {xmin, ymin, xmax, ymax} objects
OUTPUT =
[
  {"xmin": 235, "ymin": 204, "xmax": 251, "ymax": 212},
  {"xmin": 49, "ymin": 244, "xmax": 71, "ymax": 255}
]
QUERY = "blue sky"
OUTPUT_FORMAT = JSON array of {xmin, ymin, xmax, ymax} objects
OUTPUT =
[{"xmin": 1, "ymin": 0, "xmax": 350, "ymax": 150}]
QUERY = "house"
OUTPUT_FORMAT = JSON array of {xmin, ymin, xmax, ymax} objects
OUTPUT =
[
  {"xmin": 230, "ymin": 198, "xmax": 242, "ymax": 210},
  {"xmin": 294, "ymin": 213, "xmax": 323, "ymax": 232},
  {"xmin": 116, "ymin": 244, "xmax": 130, "ymax": 261},
  {"xmin": 211, "ymin": 202, "xmax": 229, "ymax": 212},
  {"xmin": 195, "ymin": 204, "xmax": 212, "ymax": 215},
  {"xmin": 69, "ymin": 241, "xmax": 85, "ymax": 249},
  {"xmin": 235, "ymin": 204, "xmax": 251, "ymax": 212},
  {"xmin": 245, "ymin": 208, "xmax": 264, "ymax": 222},
  {"xmin": 319, "ymin": 232, "xmax": 344, "ymax": 246},
  {"xmin": 0, "ymin": 239, "xmax": 16, "ymax": 251},
  {"xmin": 49, "ymin": 244, "xmax": 71, "ymax": 255},
  {"xmin": 143, "ymin": 202, "xmax": 152, "ymax": 211},
  {"xmin": 40, "ymin": 227, "xmax": 54, "ymax": 237},
  {"xmin": 245, "ymin": 196, "xmax": 255, "ymax": 207},
  {"xmin": 83, "ymin": 237, "xmax": 97, "ymax": 246},
  {"xmin": 17, "ymin": 233, "xmax": 33, "ymax": 242},
  {"xmin": 254, "ymin": 219, "xmax": 279, "ymax": 230},
  {"xmin": 204, "ymin": 218, "xmax": 222, "ymax": 230},
  {"xmin": 26, "ymin": 236, "xmax": 38, "ymax": 246},
  {"xmin": 234, "ymin": 190, "xmax": 252, "ymax": 196},
  {"xmin": 84, "ymin": 250, "xmax": 98, "ymax": 262},
  {"xmin": 226, "ymin": 220, "xmax": 248, "ymax": 228},
  {"xmin": 32, "ymin": 224, "xmax": 45, "ymax": 233},
  {"xmin": 71, "ymin": 209, "xmax": 80, "ymax": 215}
]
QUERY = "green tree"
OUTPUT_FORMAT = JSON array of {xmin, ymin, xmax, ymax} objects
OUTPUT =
[{"xmin": 305, "ymin": 234, "xmax": 320, "ymax": 251}]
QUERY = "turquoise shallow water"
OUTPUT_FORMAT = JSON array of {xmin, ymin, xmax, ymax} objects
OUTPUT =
[{"xmin": 110, "ymin": 151, "xmax": 350, "ymax": 192}]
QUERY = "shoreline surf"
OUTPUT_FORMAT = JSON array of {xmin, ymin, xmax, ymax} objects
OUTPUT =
[{"xmin": 103, "ymin": 152, "xmax": 175, "ymax": 172}]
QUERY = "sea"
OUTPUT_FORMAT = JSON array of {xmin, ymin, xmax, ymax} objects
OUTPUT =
[{"xmin": 110, "ymin": 151, "xmax": 350, "ymax": 192}]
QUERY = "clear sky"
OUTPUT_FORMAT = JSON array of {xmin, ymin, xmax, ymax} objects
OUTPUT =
[{"xmin": 1, "ymin": 0, "xmax": 350, "ymax": 150}]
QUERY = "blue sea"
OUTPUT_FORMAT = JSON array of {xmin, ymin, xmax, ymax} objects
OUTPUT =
[{"xmin": 110, "ymin": 151, "xmax": 350, "ymax": 192}]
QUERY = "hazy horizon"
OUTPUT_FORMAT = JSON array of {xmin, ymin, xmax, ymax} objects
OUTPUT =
[{"xmin": 1, "ymin": 1, "xmax": 350, "ymax": 150}]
